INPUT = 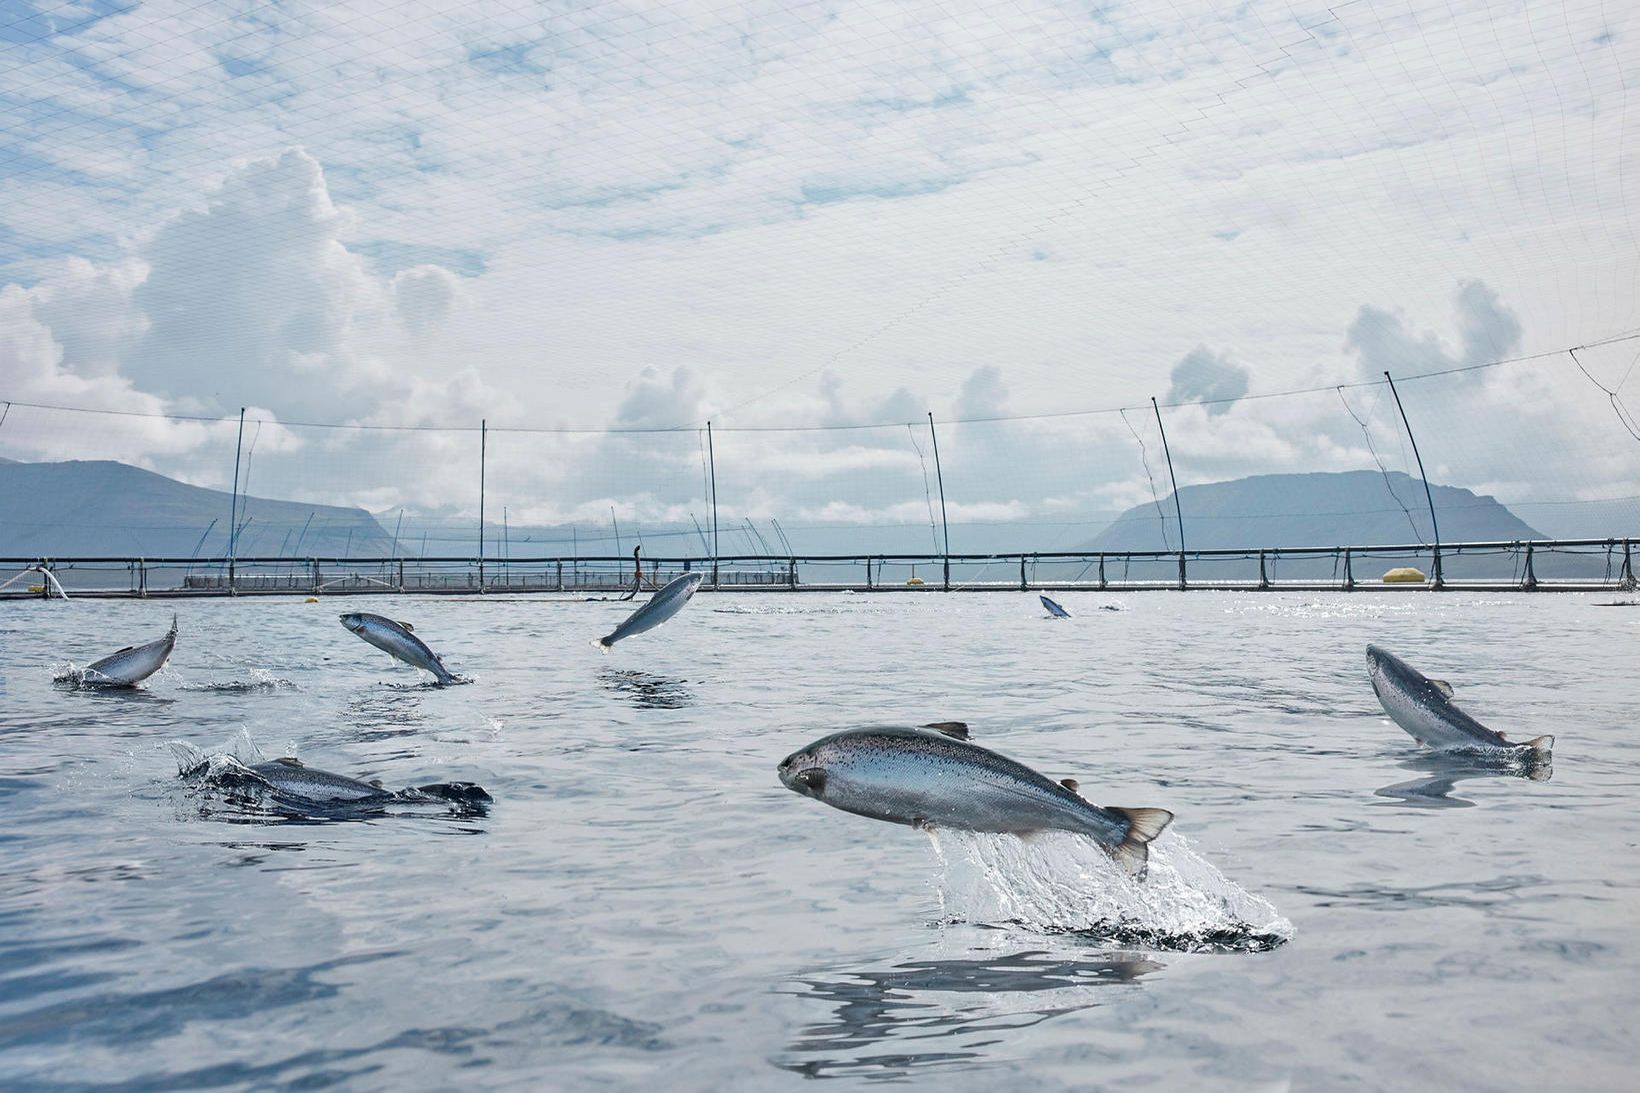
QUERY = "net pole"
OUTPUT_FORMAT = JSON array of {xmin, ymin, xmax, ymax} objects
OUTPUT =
[
  {"xmin": 479, "ymin": 418, "xmax": 487, "ymax": 592},
  {"xmin": 707, "ymin": 420, "xmax": 719, "ymax": 588},
  {"xmin": 928, "ymin": 412, "xmax": 951, "ymax": 590},
  {"xmin": 1151, "ymin": 397, "xmax": 1186, "ymax": 589},
  {"xmin": 228, "ymin": 407, "xmax": 245, "ymax": 594},
  {"xmin": 1383, "ymin": 372, "xmax": 1442, "ymax": 587}
]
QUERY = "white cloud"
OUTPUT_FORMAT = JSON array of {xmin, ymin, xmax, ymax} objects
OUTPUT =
[
  {"xmin": 1, "ymin": 1, "xmax": 1637, "ymax": 539},
  {"xmin": 1164, "ymin": 345, "xmax": 1250, "ymax": 413}
]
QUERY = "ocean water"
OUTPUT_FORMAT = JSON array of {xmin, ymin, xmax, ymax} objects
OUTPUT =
[{"xmin": 1, "ymin": 591, "xmax": 1636, "ymax": 1090}]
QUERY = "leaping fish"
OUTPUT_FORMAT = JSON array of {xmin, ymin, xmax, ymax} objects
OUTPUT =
[
  {"xmin": 778, "ymin": 723, "xmax": 1173, "ymax": 877},
  {"xmin": 182, "ymin": 754, "xmax": 491, "ymax": 814},
  {"xmin": 75, "ymin": 614, "xmax": 178, "ymax": 686},
  {"xmin": 593, "ymin": 570, "xmax": 704, "ymax": 652},
  {"xmin": 1366, "ymin": 645, "xmax": 1552, "ymax": 763},
  {"xmin": 340, "ymin": 612, "xmax": 461, "ymax": 685},
  {"xmin": 1039, "ymin": 594, "xmax": 1071, "ymax": 618}
]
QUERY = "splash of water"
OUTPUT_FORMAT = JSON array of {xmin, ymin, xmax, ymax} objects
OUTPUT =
[{"xmin": 926, "ymin": 829, "xmax": 1292, "ymax": 952}]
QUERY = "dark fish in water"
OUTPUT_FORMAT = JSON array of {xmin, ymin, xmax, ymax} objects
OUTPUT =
[
  {"xmin": 182, "ymin": 754, "xmax": 490, "ymax": 815},
  {"xmin": 1366, "ymin": 645, "xmax": 1552, "ymax": 765},
  {"xmin": 778, "ymin": 723, "xmax": 1172, "ymax": 876},
  {"xmin": 67, "ymin": 614, "xmax": 178, "ymax": 686},
  {"xmin": 593, "ymin": 571, "xmax": 704, "ymax": 651},
  {"xmin": 1039, "ymin": 594, "xmax": 1071, "ymax": 618},
  {"xmin": 340, "ymin": 612, "xmax": 461, "ymax": 685}
]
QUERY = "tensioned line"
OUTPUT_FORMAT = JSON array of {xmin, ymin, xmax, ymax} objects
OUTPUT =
[{"xmin": 2, "ymin": 331, "xmax": 1637, "ymax": 436}]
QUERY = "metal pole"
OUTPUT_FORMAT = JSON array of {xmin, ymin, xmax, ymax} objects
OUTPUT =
[
  {"xmin": 228, "ymin": 407, "xmax": 245, "ymax": 594},
  {"xmin": 927, "ymin": 412, "xmax": 951, "ymax": 591},
  {"xmin": 1522, "ymin": 541, "xmax": 1537, "ymax": 590},
  {"xmin": 707, "ymin": 421, "xmax": 719, "ymax": 589},
  {"xmin": 1151, "ymin": 398, "xmax": 1186, "ymax": 589},
  {"xmin": 1383, "ymin": 372, "xmax": 1442, "ymax": 587},
  {"xmin": 478, "ymin": 419, "xmax": 487, "ymax": 592}
]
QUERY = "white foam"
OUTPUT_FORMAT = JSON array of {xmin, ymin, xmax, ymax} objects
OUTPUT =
[{"xmin": 926, "ymin": 829, "xmax": 1292, "ymax": 950}]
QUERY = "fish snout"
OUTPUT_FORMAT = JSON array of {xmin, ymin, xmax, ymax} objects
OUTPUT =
[
  {"xmin": 777, "ymin": 751, "xmax": 827, "ymax": 797},
  {"xmin": 339, "ymin": 613, "xmax": 365, "ymax": 632}
]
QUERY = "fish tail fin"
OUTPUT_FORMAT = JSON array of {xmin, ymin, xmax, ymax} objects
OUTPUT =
[
  {"xmin": 1109, "ymin": 807, "xmax": 1174, "ymax": 880},
  {"xmin": 415, "ymin": 782, "xmax": 492, "ymax": 805},
  {"xmin": 590, "ymin": 637, "xmax": 612, "ymax": 654}
]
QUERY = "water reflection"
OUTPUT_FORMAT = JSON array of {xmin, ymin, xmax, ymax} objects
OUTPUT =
[
  {"xmin": 1375, "ymin": 752, "xmax": 1551, "ymax": 808},
  {"xmin": 599, "ymin": 669, "xmax": 693, "ymax": 710},
  {"xmin": 777, "ymin": 946, "xmax": 1161, "ymax": 1080}
]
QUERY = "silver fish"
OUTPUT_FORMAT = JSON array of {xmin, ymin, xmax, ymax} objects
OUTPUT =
[
  {"xmin": 593, "ymin": 570, "xmax": 704, "ymax": 651},
  {"xmin": 340, "ymin": 612, "xmax": 459, "ymax": 685},
  {"xmin": 778, "ymin": 724, "xmax": 1173, "ymax": 876},
  {"xmin": 1040, "ymin": 594, "xmax": 1071, "ymax": 618},
  {"xmin": 82, "ymin": 614, "xmax": 178, "ymax": 686},
  {"xmin": 187, "ymin": 755, "xmax": 490, "ymax": 809},
  {"xmin": 1366, "ymin": 645, "xmax": 1552, "ymax": 762}
]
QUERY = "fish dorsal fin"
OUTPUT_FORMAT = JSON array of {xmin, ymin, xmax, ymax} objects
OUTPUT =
[
  {"xmin": 111, "ymin": 645, "xmax": 135, "ymax": 655},
  {"xmin": 370, "ymin": 779, "xmax": 384, "ymax": 789},
  {"xmin": 397, "ymin": 620, "xmax": 415, "ymax": 632},
  {"xmin": 274, "ymin": 756, "xmax": 304, "ymax": 767},
  {"xmin": 921, "ymin": 721, "xmax": 970, "ymax": 740},
  {"xmin": 1429, "ymin": 679, "xmax": 1454, "ymax": 698},
  {"xmin": 1060, "ymin": 778, "xmax": 1080, "ymax": 793}
]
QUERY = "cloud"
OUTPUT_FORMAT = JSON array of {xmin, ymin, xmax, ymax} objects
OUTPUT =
[
  {"xmin": 123, "ymin": 149, "xmax": 381, "ymax": 417},
  {"xmin": 1164, "ymin": 345, "xmax": 1249, "ymax": 414},
  {"xmin": 956, "ymin": 365, "xmax": 1008, "ymax": 419},
  {"xmin": 1345, "ymin": 279, "xmax": 1523, "ymax": 383},
  {"xmin": 393, "ymin": 264, "xmax": 458, "ymax": 334},
  {"xmin": 615, "ymin": 366, "xmax": 706, "ymax": 428}
]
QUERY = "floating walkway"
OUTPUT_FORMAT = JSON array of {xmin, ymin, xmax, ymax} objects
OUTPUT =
[{"xmin": 2, "ymin": 538, "xmax": 1635, "ymax": 598}]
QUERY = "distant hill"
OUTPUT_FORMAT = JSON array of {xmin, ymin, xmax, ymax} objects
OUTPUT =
[
  {"xmin": 1068, "ymin": 471, "xmax": 1621, "ymax": 581},
  {"xmin": 1082, "ymin": 471, "xmax": 1543, "ymax": 552},
  {"xmin": 0, "ymin": 459, "xmax": 397, "ymax": 559}
]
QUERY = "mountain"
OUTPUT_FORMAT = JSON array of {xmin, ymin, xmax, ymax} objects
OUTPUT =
[
  {"xmin": 0, "ymin": 459, "xmax": 396, "ymax": 559},
  {"xmin": 1071, "ymin": 471, "xmax": 1617, "ymax": 581},
  {"xmin": 1082, "ymin": 471, "xmax": 1543, "ymax": 552}
]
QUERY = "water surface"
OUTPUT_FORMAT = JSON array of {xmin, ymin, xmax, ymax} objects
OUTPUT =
[{"xmin": 1, "ymin": 592, "xmax": 1636, "ymax": 1089}]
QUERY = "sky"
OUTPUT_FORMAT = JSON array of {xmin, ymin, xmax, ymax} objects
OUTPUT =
[{"xmin": 0, "ymin": 0, "xmax": 1637, "ymax": 548}]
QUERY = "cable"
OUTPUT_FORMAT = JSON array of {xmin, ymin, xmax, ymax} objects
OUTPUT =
[{"xmin": 4, "ymin": 330, "xmax": 1636, "ymax": 436}]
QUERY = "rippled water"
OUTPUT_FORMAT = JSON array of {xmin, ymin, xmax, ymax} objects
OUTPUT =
[{"xmin": 2, "ymin": 591, "xmax": 1637, "ymax": 1089}]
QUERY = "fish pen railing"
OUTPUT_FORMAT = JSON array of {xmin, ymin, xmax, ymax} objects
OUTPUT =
[{"xmin": 1, "ymin": 539, "xmax": 1635, "ymax": 598}]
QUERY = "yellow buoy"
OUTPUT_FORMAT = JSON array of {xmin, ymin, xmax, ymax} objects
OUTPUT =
[
  {"xmin": 1382, "ymin": 567, "xmax": 1427, "ymax": 583},
  {"xmin": 905, "ymin": 576, "xmax": 925, "ymax": 586},
  {"xmin": 305, "ymin": 596, "xmax": 320, "ymax": 603}
]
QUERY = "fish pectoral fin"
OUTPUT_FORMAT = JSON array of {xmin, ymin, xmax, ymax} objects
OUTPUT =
[
  {"xmin": 1429, "ymin": 679, "xmax": 1455, "ymax": 698},
  {"xmin": 921, "ymin": 721, "xmax": 970, "ymax": 740},
  {"xmin": 911, "ymin": 817, "xmax": 935, "ymax": 831},
  {"xmin": 1109, "ymin": 807, "xmax": 1174, "ymax": 881}
]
